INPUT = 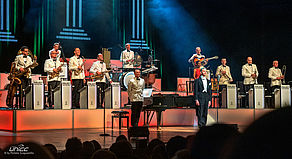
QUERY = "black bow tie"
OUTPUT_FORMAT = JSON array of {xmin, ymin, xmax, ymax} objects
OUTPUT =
[
  {"xmin": 53, "ymin": 59, "xmax": 57, "ymax": 62},
  {"xmin": 23, "ymin": 56, "xmax": 27, "ymax": 58},
  {"xmin": 248, "ymin": 64, "xmax": 252, "ymax": 66},
  {"xmin": 223, "ymin": 65, "xmax": 226, "ymax": 67},
  {"xmin": 127, "ymin": 50, "xmax": 130, "ymax": 52},
  {"xmin": 136, "ymin": 77, "xmax": 140, "ymax": 80},
  {"xmin": 77, "ymin": 56, "xmax": 81, "ymax": 59}
]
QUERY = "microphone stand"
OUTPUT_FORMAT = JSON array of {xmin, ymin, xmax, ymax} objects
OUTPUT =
[{"xmin": 99, "ymin": 85, "xmax": 110, "ymax": 136}]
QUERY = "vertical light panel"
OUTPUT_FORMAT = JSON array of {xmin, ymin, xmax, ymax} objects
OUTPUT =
[
  {"xmin": 136, "ymin": 0, "xmax": 139, "ymax": 39},
  {"xmin": 1, "ymin": 0, "xmax": 3, "ymax": 30},
  {"xmin": 73, "ymin": 0, "xmax": 76, "ymax": 27},
  {"xmin": 132, "ymin": 0, "xmax": 135, "ymax": 38},
  {"xmin": 141, "ymin": 0, "xmax": 144, "ymax": 39},
  {"xmin": 6, "ymin": 0, "xmax": 9, "ymax": 31},
  {"xmin": 66, "ymin": 0, "xmax": 69, "ymax": 27},
  {"xmin": 78, "ymin": 0, "xmax": 82, "ymax": 27}
]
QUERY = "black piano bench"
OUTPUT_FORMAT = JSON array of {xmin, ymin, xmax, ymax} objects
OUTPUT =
[{"xmin": 111, "ymin": 111, "xmax": 129, "ymax": 129}]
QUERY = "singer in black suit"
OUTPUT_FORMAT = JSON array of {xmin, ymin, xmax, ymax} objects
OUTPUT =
[{"xmin": 194, "ymin": 68, "xmax": 212, "ymax": 128}]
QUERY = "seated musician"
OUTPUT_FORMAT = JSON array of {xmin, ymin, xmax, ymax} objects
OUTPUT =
[
  {"xmin": 188, "ymin": 47, "xmax": 208, "ymax": 79},
  {"xmin": 12, "ymin": 46, "xmax": 37, "ymax": 108},
  {"xmin": 89, "ymin": 53, "xmax": 112, "ymax": 108},
  {"xmin": 44, "ymin": 50, "xmax": 62, "ymax": 108},
  {"xmin": 268, "ymin": 60, "xmax": 284, "ymax": 92}
]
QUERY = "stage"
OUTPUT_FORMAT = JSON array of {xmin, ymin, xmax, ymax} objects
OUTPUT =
[{"xmin": 0, "ymin": 108, "xmax": 274, "ymax": 132}]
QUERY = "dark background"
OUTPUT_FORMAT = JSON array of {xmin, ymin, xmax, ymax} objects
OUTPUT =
[{"xmin": 0, "ymin": 0, "xmax": 291, "ymax": 90}]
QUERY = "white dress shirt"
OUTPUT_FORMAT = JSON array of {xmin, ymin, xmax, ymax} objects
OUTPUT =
[{"xmin": 201, "ymin": 76, "xmax": 208, "ymax": 92}]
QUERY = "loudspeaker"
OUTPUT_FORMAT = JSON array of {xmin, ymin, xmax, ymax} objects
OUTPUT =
[{"xmin": 128, "ymin": 126, "xmax": 149, "ymax": 140}]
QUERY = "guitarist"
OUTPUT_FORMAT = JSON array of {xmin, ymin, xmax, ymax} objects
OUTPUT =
[
  {"xmin": 44, "ymin": 50, "xmax": 62, "ymax": 108},
  {"xmin": 14, "ymin": 46, "xmax": 37, "ymax": 108},
  {"xmin": 90, "ymin": 53, "xmax": 112, "ymax": 108},
  {"xmin": 188, "ymin": 47, "xmax": 208, "ymax": 79},
  {"xmin": 69, "ymin": 48, "xmax": 85, "ymax": 109}
]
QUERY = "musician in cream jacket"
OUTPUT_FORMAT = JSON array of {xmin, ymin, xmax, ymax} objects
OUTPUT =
[
  {"xmin": 69, "ymin": 48, "xmax": 85, "ymax": 108},
  {"xmin": 14, "ymin": 46, "xmax": 36, "ymax": 108},
  {"xmin": 268, "ymin": 60, "xmax": 284, "ymax": 90},
  {"xmin": 242, "ymin": 57, "xmax": 259, "ymax": 85},
  {"xmin": 127, "ymin": 69, "xmax": 145, "ymax": 127},
  {"xmin": 216, "ymin": 58, "xmax": 233, "ymax": 84},
  {"xmin": 120, "ymin": 43, "xmax": 134, "ymax": 68},
  {"xmin": 89, "ymin": 53, "xmax": 112, "ymax": 108},
  {"xmin": 44, "ymin": 50, "xmax": 62, "ymax": 108},
  {"xmin": 14, "ymin": 48, "xmax": 34, "ymax": 79}
]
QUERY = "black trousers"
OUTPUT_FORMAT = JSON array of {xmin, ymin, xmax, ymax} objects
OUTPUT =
[
  {"xmin": 131, "ymin": 101, "xmax": 143, "ymax": 127},
  {"xmin": 96, "ymin": 82, "xmax": 106, "ymax": 108},
  {"xmin": 72, "ymin": 79, "xmax": 84, "ymax": 108},
  {"xmin": 196, "ymin": 92, "xmax": 210, "ymax": 128},
  {"xmin": 48, "ymin": 81, "xmax": 61, "ymax": 108},
  {"xmin": 19, "ymin": 78, "xmax": 31, "ymax": 108}
]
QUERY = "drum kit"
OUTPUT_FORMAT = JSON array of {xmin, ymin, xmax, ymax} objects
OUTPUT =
[{"xmin": 115, "ymin": 52, "xmax": 159, "ymax": 90}]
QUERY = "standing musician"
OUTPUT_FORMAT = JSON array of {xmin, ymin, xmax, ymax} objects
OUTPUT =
[
  {"xmin": 242, "ymin": 57, "xmax": 259, "ymax": 85},
  {"xmin": 216, "ymin": 58, "xmax": 233, "ymax": 84},
  {"xmin": 194, "ymin": 68, "xmax": 212, "ymax": 128},
  {"xmin": 268, "ymin": 60, "xmax": 284, "ymax": 91},
  {"xmin": 13, "ymin": 46, "xmax": 37, "ymax": 108},
  {"xmin": 44, "ymin": 50, "xmax": 63, "ymax": 108},
  {"xmin": 188, "ymin": 47, "xmax": 209, "ymax": 79},
  {"xmin": 120, "ymin": 43, "xmax": 134, "ymax": 69},
  {"xmin": 49, "ymin": 42, "xmax": 61, "ymax": 59},
  {"xmin": 128, "ymin": 69, "xmax": 145, "ymax": 127},
  {"xmin": 69, "ymin": 48, "xmax": 85, "ymax": 109},
  {"xmin": 89, "ymin": 53, "xmax": 112, "ymax": 108}
]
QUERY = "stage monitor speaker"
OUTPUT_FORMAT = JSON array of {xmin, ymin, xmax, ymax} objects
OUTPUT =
[
  {"xmin": 102, "ymin": 48, "xmax": 111, "ymax": 69},
  {"xmin": 26, "ymin": 80, "xmax": 44, "ymax": 110},
  {"xmin": 128, "ymin": 126, "xmax": 149, "ymax": 140},
  {"xmin": 105, "ymin": 82, "xmax": 121, "ymax": 109},
  {"xmin": 54, "ymin": 81, "xmax": 72, "ymax": 109},
  {"xmin": 80, "ymin": 82, "xmax": 97, "ymax": 109},
  {"xmin": 248, "ymin": 84, "xmax": 265, "ymax": 109}
]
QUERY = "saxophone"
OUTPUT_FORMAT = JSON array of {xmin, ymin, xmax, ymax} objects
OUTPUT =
[
  {"xmin": 49, "ymin": 63, "xmax": 65, "ymax": 80},
  {"xmin": 74, "ymin": 56, "xmax": 86, "ymax": 76},
  {"xmin": 6, "ymin": 62, "xmax": 22, "ymax": 107},
  {"xmin": 90, "ymin": 70, "xmax": 111, "ymax": 80},
  {"xmin": 15, "ymin": 51, "xmax": 38, "ymax": 78}
]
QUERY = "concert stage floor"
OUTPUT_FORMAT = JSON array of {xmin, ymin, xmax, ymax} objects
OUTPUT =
[{"xmin": 0, "ymin": 108, "xmax": 276, "ymax": 150}]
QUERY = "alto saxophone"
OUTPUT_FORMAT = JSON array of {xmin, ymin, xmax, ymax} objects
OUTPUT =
[
  {"xmin": 74, "ymin": 56, "xmax": 86, "ymax": 76},
  {"xmin": 49, "ymin": 63, "xmax": 64, "ymax": 80}
]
